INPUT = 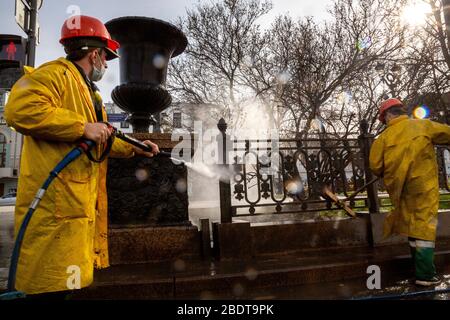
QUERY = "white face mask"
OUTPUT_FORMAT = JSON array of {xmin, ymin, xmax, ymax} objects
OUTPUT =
[{"xmin": 91, "ymin": 51, "xmax": 106, "ymax": 82}]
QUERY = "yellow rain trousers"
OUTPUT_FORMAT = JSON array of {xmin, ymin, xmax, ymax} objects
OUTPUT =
[
  {"xmin": 369, "ymin": 115, "xmax": 450, "ymax": 241},
  {"xmin": 4, "ymin": 57, "xmax": 134, "ymax": 294}
]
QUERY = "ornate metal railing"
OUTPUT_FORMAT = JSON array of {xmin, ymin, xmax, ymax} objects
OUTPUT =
[
  {"xmin": 228, "ymin": 137, "xmax": 368, "ymax": 216},
  {"xmin": 217, "ymin": 119, "xmax": 450, "ymax": 221}
]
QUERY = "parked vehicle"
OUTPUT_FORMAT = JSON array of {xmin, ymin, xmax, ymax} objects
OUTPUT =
[{"xmin": 0, "ymin": 192, "xmax": 16, "ymax": 206}]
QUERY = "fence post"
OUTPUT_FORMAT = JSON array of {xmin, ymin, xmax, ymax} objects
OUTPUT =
[
  {"xmin": 358, "ymin": 119, "xmax": 380, "ymax": 214},
  {"xmin": 217, "ymin": 118, "xmax": 232, "ymax": 223}
]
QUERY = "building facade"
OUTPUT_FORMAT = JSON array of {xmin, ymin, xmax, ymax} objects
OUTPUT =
[
  {"xmin": 0, "ymin": 89, "xmax": 21, "ymax": 196},
  {"xmin": 104, "ymin": 102, "xmax": 133, "ymax": 133}
]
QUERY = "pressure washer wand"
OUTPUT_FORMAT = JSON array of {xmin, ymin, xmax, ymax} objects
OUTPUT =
[
  {"xmin": 321, "ymin": 176, "xmax": 381, "ymax": 218},
  {"xmin": 344, "ymin": 177, "xmax": 380, "ymax": 201},
  {"xmin": 111, "ymin": 127, "xmax": 181, "ymax": 161}
]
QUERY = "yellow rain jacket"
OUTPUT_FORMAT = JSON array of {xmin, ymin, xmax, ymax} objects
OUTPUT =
[
  {"xmin": 369, "ymin": 115, "xmax": 450, "ymax": 241},
  {"xmin": 4, "ymin": 57, "xmax": 134, "ymax": 294}
]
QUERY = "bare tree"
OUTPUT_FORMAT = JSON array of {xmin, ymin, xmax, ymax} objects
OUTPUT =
[
  {"xmin": 257, "ymin": 0, "xmax": 408, "ymax": 138},
  {"xmin": 168, "ymin": 0, "xmax": 273, "ymax": 128},
  {"xmin": 168, "ymin": 0, "xmax": 450, "ymax": 137}
]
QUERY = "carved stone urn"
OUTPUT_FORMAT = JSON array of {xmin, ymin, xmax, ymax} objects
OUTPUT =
[{"xmin": 105, "ymin": 16, "xmax": 187, "ymax": 133}]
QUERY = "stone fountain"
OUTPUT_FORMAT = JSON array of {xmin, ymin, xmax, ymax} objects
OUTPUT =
[{"xmin": 104, "ymin": 17, "xmax": 201, "ymax": 264}]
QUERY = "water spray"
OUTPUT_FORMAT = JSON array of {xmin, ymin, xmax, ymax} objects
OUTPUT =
[{"xmin": 112, "ymin": 126, "xmax": 232, "ymax": 182}]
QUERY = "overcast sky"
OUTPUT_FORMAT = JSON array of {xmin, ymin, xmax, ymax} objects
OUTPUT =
[{"xmin": 0, "ymin": 0, "xmax": 332, "ymax": 102}]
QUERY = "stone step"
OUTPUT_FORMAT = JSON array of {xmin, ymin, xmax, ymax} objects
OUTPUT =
[{"xmin": 73, "ymin": 239, "xmax": 450, "ymax": 299}]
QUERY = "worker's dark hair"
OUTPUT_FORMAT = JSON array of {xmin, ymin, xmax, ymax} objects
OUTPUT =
[
  {"xmin": 65, "ymin": 47, "xmax": 99, "ymax": 61},
  {"xmin": 386, "ymin": 106, "xmax": 407, "ymax": 116},
  {"xmin": 62, "ymin": 37, "xmax": 105, "ymax": 62}
]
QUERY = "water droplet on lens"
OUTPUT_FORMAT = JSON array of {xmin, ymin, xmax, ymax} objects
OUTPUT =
[{"xmin": 153, "ymin": 54, "xmax": 166, "ymax": 69}]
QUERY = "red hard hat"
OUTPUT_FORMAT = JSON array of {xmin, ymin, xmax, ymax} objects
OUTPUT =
[
  {"xmin": 60, "ymin": 15, "xmax": 120, "ymax": 60},
  {"xmin": 379, "ymin": 98, "xmax": 403, "ymax": 123}
]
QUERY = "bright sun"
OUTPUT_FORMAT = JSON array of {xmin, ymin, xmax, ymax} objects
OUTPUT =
[{"xmin": 401, "ymin": 1, "xmax": 432, "ymax": 27}]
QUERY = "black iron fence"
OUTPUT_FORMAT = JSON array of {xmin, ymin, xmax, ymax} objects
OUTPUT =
[{"xmin": 217, "ymin": 119, "xmax": 450, "ymax": 222}]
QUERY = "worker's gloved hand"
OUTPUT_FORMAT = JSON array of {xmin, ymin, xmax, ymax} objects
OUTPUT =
[
  {"xmin": 82, "ymin": 122, "xmax": 113, "ymax": 145},
  {"xmin": 134, "ymin": 140, "xmax": 159, "ymax": 158}
]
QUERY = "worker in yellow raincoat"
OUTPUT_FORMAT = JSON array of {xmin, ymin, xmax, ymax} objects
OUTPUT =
[
  {"xmin": 369, "ymin": 98, "xmax": 450, "ymax": 286},
  {"xmin": 4, "ymin": 15, "xmax": 159, "ymax": 298}
]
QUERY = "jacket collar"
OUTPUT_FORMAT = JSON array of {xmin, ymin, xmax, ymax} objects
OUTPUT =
[
  {"xmin": 55, "ymin": 57, "xmax": 98, "ymax": 121},
  {"xmin": 70, "ymin": 61, "xmax": 100, "ymax": 93},
  {"xmin": 56, "ymin": 57, "xmax": 91, "ymax": 89},
  {"xmin": 387, "ymin": 115, "xmax": 409, "ymax": 127}
]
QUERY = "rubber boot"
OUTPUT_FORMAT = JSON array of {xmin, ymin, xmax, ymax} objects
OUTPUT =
[{"xmin": 414, "ymin": 240, "xmax": 439, "ymax": 286}]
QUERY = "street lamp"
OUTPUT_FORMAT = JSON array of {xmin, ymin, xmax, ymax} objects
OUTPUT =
[{"xmin": 374, "ymin": 62, "xmax": 402, "ymax": 99}]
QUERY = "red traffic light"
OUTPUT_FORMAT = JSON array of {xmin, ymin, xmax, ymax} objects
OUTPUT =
[{"xmin": 0, "ymin": 35, "xmax": 27, "ymax": 67}]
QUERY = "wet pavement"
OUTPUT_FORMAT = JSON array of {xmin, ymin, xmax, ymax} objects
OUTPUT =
[
  {"xmin": 2, "ymin": 205, "xmax": 450, "ymax": 300},
  {"xmin": 0, "ymin": 206, "xmax": 14, "ymax": 290},
  {"xmin": 175, "ymin": 274, "xmax": 450, "ymax": 300},
  {"xmin": 351, "ymin": 275, "xmax": 450, "ymax": 300},
  {"xmin": 74, "ymin": 239, "xmax": 450, "ymax": 300}
]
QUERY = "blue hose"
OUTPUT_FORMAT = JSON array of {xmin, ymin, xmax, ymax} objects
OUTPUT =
[
  {"xmin": 0, "ymin": 140, "xmax": 95, "ymax": 300},
  {"xmin": 352, "ymin": 286, "xmax": 450, "ymax": 300}
]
